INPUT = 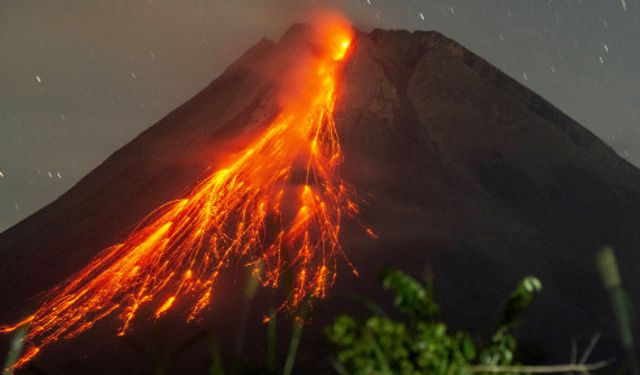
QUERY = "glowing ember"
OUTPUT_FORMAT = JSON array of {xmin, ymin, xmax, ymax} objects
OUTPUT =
[{"xmin": 1, "ymin": 20, "xmax": 361, "ymax": 368}]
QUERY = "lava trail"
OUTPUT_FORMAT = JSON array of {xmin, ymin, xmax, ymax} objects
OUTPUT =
[{"xmin": 1, "ymin": 21, "xmax": 361, "ymax": 368}]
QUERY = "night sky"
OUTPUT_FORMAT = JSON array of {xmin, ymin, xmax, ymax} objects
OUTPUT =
[{"xmin": 1, "ymin": 0, "xmax": 638, "ymax": 232}]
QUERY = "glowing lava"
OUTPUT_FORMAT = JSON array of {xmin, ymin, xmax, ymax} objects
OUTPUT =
[{"xmin": 1, "ymin": 21, "xmax": 361, "ymax": 368}]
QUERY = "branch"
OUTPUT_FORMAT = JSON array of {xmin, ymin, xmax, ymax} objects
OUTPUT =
[{"xmin": 468, "ymin": 360, "xmax": 611, "ymax": 374}]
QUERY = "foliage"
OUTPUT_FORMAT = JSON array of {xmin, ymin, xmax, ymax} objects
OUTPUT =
[
  {"xmin": 597, "ymin": 247, "xmax": 639, "ymax": 375},
  {"xmin": 499, "ymin": 276, "xmax": 541, "ymax": 330},
  {"xmin": 326, "ymin": 270, "xmax": 542, "ymax": 375}
]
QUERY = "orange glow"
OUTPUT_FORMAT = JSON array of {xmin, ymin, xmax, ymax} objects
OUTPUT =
[
  {"xmin": 365, "ymin": 228, "xmax": 379, "ymax": 239},
  {"xmin": 155, "ymin": 296, "xmax": 176, "ymax": 318},
  {"xmin": 0, "ymin": 315, "xmax": 34, "ymax": 334},
  {"xmin": 1, "ymin": 19, "xmax": 360, "ymax": 368}
]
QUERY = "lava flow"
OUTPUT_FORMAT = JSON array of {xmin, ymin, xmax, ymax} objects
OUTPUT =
[{"xmin": 1, "ymin": 21, "xmax": 362, "ymax": 368}]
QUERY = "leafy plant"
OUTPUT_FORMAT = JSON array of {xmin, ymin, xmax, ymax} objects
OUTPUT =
[{"xmin": 327, "ymin": 270, "xmax": 547, "ymax": 375}]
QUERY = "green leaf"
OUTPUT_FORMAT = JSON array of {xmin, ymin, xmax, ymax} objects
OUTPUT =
[
  {"xmin": 499, "ymin": 276, "xmax": 542, "ymax": 330},
  {"xmin": 462, "ymin": 336, "xmax": 476, "ymax": 361},
  {"xmin": 382, "ymin": 270, "xmax": 439, "ymax": 322}
]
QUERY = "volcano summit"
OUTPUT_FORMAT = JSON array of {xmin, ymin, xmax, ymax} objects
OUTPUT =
[{"xmin": 1, "ymin": 23, "xmax": 639, "ymax": 373}]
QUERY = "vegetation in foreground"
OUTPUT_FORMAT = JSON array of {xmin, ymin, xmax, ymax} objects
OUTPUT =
[
  {"xmin": 327, "ymin": 271, "xmax": 604, "ymax": 375},
  {"xmin": 2, "ymin": 247, "xmax": 635, "ymax": 375}
]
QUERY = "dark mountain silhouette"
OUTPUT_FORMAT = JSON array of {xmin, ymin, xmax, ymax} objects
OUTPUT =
[{"xmin": 1, "ymin": 24, "xmax": 639, "ymax": 374}]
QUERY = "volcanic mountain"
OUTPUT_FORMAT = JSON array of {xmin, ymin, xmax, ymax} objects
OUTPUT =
[{"xmin": 1, "ymin": 24, "xmax": 639, "ymax": 373}]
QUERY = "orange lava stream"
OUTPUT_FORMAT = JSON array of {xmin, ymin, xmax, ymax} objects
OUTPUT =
[{"xmin": 1, "ymin": 22, "xmax": 360, "ymax": 368}]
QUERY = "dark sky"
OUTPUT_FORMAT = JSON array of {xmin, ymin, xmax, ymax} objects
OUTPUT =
[{"xmin": 1, "ymin": 0, "xmax": 638, "ymax": 232}]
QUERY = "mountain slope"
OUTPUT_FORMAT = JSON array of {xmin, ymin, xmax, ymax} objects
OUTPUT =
[
  {"xmin": 334, "ymin": 27, "xmax": 640, "ymax": 366},
  {"xmin": 1, "ymin": 25, "xmax": 639, "ymax": 373}
]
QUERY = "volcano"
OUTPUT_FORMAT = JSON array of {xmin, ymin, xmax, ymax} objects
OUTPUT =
[{"xmin": 1, "ymin": 23, "xmax": 639, "ymax": 373}]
